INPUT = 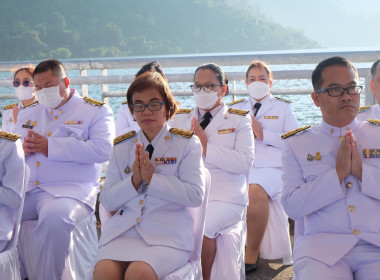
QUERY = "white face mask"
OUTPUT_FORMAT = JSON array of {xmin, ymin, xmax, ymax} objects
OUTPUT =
[
  {"xmin": 15, "ymin": 86, "xmax": 35, "ymax": 100},
  {"xmin": 36, "ymin": 86, "xmax": 63, "ymax": 109},
  {"xmin": 247, "ymin": 81, "xmax": 270, "ymax": 100},
  {"xmin": 194, "ymin": 89, "xmax": 220, "ymax": 110}
]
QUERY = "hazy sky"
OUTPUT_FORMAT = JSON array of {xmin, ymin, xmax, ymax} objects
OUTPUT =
[{"xmin": 249, "ymin": 0, "xmax": 380, "ymax": 49}]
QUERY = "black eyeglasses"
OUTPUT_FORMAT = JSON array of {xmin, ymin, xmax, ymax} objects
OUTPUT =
[
  {"xmin": 315, "ymin": 86, "xmax": 362, "ymax": 97},
  {"xmin": 131, "ymin": 102, "xmax": 165, "ymax": 112},
  {"xmin": 190, "ymin": 84, "xmax": 222, "ymax": 92},
  {"xmin": 13, "ymin": 80, "xmax": 34, "ymax": 88}
]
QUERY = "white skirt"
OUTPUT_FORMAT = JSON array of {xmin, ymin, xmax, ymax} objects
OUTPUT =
[
  {"xmin": 95, "ymin": 226, "xmax": 190, "ymax": 279},
  {"xmin": 204, "ymin": 201, "xmax": 245, "ymax": 238},
  {"xmin": 249, "ymin": 167, "xmax": 282, "ymax": 199}
]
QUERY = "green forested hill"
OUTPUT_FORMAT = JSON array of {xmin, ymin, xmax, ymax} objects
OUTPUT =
[{"xmin": 0, "ymin": 0, "xmax": 319, "ymax": 61}]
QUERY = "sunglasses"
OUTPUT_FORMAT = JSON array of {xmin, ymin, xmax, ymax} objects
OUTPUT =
[{"xmin": 13, "ymin": 80, "xmax": 33, "ymax": 87}]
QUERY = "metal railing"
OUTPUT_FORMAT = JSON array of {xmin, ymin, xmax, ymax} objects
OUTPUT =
[{"xmin": 0, "ymin": 49, "xmax": 379, "ymax": 105}]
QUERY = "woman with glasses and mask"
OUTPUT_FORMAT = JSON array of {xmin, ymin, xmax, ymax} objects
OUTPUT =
[
  {"xmin": 229, "ymin": 60, "xmax": 298, "ymax": 273},
  {"xmin": 93, "ymin": 72, "xmax": 206, "ymax": 280},
  {"xmin": 2, "ymin": 66, "xmax": 36, "ymax": 133},
  {"xmin": 170, "ymin": 63, "xmax": 254, "ymax": 280}
]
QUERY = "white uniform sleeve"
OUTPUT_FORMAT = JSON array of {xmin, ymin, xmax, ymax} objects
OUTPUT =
[
  {"xmin": 360, "ymin": 163, "xmax": 380, "ymax": 200},
  {"xmin": 48, "ymin": 105, "xmax": 115, "ymax": 163},
  {"xmin": 281, "ymin": 140, "xmax": 345, "ymax": 220},
  {"xmin": 100, "ymin": 145, "xmax": 141, "ymax": 211},
  {"xmin": 0, "ymin": 139, "xmax": 24, "ymax": 208},
  {"xmin": 148, "ymin": 136, "xmax": 205, "ymax": 207},
  {"xmin": 262, "ymin": 104, "xmax": 299, "ymax": 148},
  {"xmin": 205, "ymin": 115, "xmax": 254, "ymax": 175}
]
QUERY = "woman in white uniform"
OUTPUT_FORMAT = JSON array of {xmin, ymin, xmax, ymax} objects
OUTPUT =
[
  {"xmin": 170, "ymin": 63, "xmax": 254, "ymax": 280},
  {"xmin": 229, "ymin": 60, "xmax": 299, "ymax": 273},
  {"xmin": 93, "ymin": 72, "xmax": 206, "ymax": 280},
  {"xmin": 2, "ymin": 66, "xmax": 36, "ymax": 133}
]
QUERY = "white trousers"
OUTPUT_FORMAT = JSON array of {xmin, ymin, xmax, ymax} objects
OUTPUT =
[
  {"xmin": 20, "ymin": 188, "xmax": 91, "ymax": 280},
  {"xmin": 294, "ymin": 241, "xmax": 380, "ymax": 280}
]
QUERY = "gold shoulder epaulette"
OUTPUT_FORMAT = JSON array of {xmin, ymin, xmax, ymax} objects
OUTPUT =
[
  {"xmin": 113, "ymin": 131, "xmax": 136, "ymax": 145},
  {"xmin": 368, "ymin": 119, "xmax": 380, "ymax": 126},
  {"xmin": 4, "ymin": 102, "xmax": 18, "ymax": 110},
  {"xmin": 84, "ymin": 97, "xmax": 105, "ymax": 107},
  {"xmin": 228, "ymin": 98, "xmax": 245, "ymax": 106},
  {"xmin": 228, "ymin": 108, "xmax": 249, "ymax": 116},
  {"xmin": 122, "ymin": 100, "xmax": 128, "ymax": 105},
  {"xmin": 359, "ymin": 105, "xmax": 373, "ymax": 112},
  {"xmin": 281, "ymin": 125, "xmax": 311, "ymax": 139},
  {"xmin": 0, "ymin": 131, "xmax": 21, "ymax": 141},
  {"xmin": 169, "ymin": 128, "xmax": 194, "ymax": 138},
  {"xmin": 275, "ymin": 96, "xmax": 292, "ymax": 103},
  {"xmin": 21, "ymin": 100, "xmax": 38, "ymax": 109},
  {"xmin": 176, "ymin": 108, "xmax": 193, "ymax": 114}
]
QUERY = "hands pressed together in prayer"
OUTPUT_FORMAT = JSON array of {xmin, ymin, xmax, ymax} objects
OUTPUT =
[
  {"xmin": 191, "ymin": 117, "xmax": 207, "ymax": 155},
  {"xmin": 131, "ymin": 143, "xmax": 154, "ymax": 190},
  {"xmin": 336, "ymin": 130, "xmax": 362, "ymax": 183},
  {"xmin": 23, "ymin": 129, "xmax": 48, "ymax": 157}
]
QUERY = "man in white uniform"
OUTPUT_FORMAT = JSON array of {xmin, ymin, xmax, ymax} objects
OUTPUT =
[
  {"xmin": 282, "ymin": 56, "xmax": 380, "ymax": 279},
  {"xmin": 0, "ymin": 119, "xmax": 26, "ymax": 252},
  {"xmin": 14, "ymin": 59, "xmax": 115, "ymax": 279},
  {"xmin": 357, "ymin": 59, "xmax": 380, "ymax": 120}
]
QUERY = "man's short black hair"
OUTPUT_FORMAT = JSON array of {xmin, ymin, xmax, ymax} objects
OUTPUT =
[
  {"xmin": 312, "ymin": 56, "xmax": 358, "ymax": 91},
  {"xmin": 33, "ymin": 59, "xmax": 67, "ymax": 79}
]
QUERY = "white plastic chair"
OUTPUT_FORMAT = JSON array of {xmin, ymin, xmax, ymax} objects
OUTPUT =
[
  {"xmin": 18, "ymin": 212, "xmax": 98, "ymax": 280},
  {"xmin": 163, "ymin": 169, "xmax": 211, "ymax": 280},
  {"xmin": 260, "ymin": 197, "xmax": 293, "ymax": 265},
  {"xmin": 0, "ymin": 167, "xmax": 28, "ymax": 280}
]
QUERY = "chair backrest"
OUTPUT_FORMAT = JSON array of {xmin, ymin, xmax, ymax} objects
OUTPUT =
[
  {"xmin": 5, "ymin": 166, "xmax": 28, "ymax": 251},
  {"xmin": 187, "ymin": 168, "xmax": 211, "ymax": 261}
]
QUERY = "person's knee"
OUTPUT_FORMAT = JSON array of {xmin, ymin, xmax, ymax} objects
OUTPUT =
[
  {"xmin": 124, "ymin": 261, "xmax": 158, "ymax": 280},
  {"xmin": 93, "ymin": 260, "xmax": 126, "ymax": 280},
  {"xmin": 249, "ymin": 184, "xmax": 269, "ymax": 202}
]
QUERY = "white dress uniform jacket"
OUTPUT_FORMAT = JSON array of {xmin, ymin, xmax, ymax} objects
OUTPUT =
[
  {"xmin": 14, "ymin": 90, "xmax": 114, "ymax": 209},
  {"xmin": 115, "ymin": 102, "xmax": 140, "ymax": 136},
  {"xmin": 170, "ymin": 103, "xmax": 254, "ymax": 205},
  {"xmin": 99, "ymin": 123, "xmax": 205, "ymax": 251},
  {"xmin": 282, "ymin": 119, "xmax": 380, "ymax": 266},
  {"xmin": 2, "ymin": 102, "xmax": 22, "ymax": 133},
  {"xmin": 357, "ymin": 104, "xmax": 380, "ymax": 121},
  {"xmin": 229, "ymin": 94, "xmax": 299, "ymax": 168},
  {"xmin": 0, "ymin": 134, "xmax": 25, "ymax": 249}
]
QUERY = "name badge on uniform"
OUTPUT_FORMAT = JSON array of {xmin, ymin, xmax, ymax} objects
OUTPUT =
[
  {"xmin": 217, "ymin": 128, "xmax": 236, "ymax": 134},
  {"xmin": 155, "ymin": 157, "xmax": 177, "ymax": 164},
  {"xmin": 363, "ymin": 149, "xmax": 380, "ymax": 158},
  {"xmin": 64, "ymin": 121, "xmax": 83, "ymax": 124},
  {"xmin": 264, "ymin": 116, "xmax": 279, "ymax": 119}
]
